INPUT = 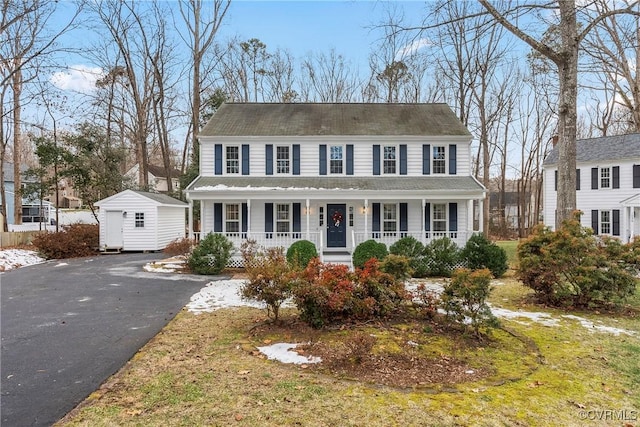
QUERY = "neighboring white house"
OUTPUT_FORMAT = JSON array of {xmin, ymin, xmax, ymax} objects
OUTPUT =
[
  {"xmin": 543, "ymin": 133, "xmax": 640, "ymax": 242},
  {"xmin": 125, "ymin": 164, "xmax": 181, "ymax": 193},
  {"xmin": 95, "ymin": 190, "xmax": 187, "ymax": 252},
  {"xmin": 184, "ymin": 103, "xmax": 487, "ymax": 264}
]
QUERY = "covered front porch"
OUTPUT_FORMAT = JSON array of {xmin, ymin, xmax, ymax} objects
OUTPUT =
[{"xmin": 621, "ymin": 194, "xmax": 640, "ymax": 243}]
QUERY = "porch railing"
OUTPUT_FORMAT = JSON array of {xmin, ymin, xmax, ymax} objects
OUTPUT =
[
  {"xmin": 353, "ymin": 230, "xmax": 469, "ymax": 249},
  {"xmin": 193, "ymin": 231, "xmax": 322, "ymax": 250}
]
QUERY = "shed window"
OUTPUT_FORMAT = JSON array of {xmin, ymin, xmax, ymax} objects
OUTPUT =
[{"xmin": 135, "ymin": 212, "xmax": 145, "ymax": 228}]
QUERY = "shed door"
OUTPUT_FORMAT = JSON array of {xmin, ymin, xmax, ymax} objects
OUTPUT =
[{"xmin": 105, "ymin": 210, "xmax": 123, "ymax": 248}]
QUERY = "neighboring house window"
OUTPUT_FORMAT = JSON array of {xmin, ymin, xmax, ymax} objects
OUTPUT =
[
  {"xmin": 383, "ymin": 146, "xmax": 397, "ymax": 174},
  {"xmin": 383, "ymin": 204, "xmax": 397, "ymax": 235},
  {"xmin": 135, "ymin": 212, "xmax": 145, "ymax": 228},
  {"xmin": 225, "ymin": 204, "xmax": 240, "ymax": 233},
  {"xmin": 600, "ymin": 167, "xmax": 610, "ymax": 189},
  {"xmin": 432, "ymin": 146, "xmax": 446, "ymax": 174},
  {"xmin": 600, "ymin": 210, "xmax": 611, "ymax": 234},
  {"xmin": 276, "ymin": 146, "xmax": 290, "ymax": 174},
  {"xmin": 330, "ymin": 145, "xmax": 343, "ymax": 174},
  {"xmin": 433, "ymin": 203, "xmax": 447, "ymax": 232},
  {"xmin": 276, "ymin": 204, "xmax": 290, "ymax": 234},
  {"xmin": 226, "ymin": 146, "xmax": 240, "ymax": 174}
]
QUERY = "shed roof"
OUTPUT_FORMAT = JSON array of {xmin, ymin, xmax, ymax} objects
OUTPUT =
[
  {"xmin": 200, "ymin": 103, "xmax": 471, "ymax": 137},
  {"xmin": 544, "ymin": 133, "xmax": 640, "ymax": 165},
  {"xmin": 95, "ymin": 190, "xmax": 187, "ymax": 207}
]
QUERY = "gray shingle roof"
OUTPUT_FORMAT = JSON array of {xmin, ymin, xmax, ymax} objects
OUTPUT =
[
  {"xmin": 186, "ymin": 176, "xmax": 484, "ymax": 193},
  {"xmin": 200, "ymin": 103, "xmax": 471, "ymax": 137},
  {"xmin": 544, "ymin": 133, "xmax": 640, "ymax": 165},
  {"xmin": 132, "ymin": 191, "xmax": 187, "ymax": 206}
]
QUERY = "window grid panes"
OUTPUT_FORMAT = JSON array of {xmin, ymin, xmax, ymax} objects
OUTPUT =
[
  {"xmin": 383, "ymin": 204, "xmax": 397, "ymax": 234},
  {"xmin": 135, "ymin": 212, "xmax": 145, "ymax": 228},
  {"xmin": 225, "ymin": 204, "xmax": 240, "ymax": 233},
  {"xmin": 600, "ymin": 167, "xmax": 611, "ymax": 188},
  {"xmin": 383, "ymin": 146, "xmax": 396, "ymax": 174},
  {"xmin": 432, "ymin": 146, "xmax": 446, "ymax": 174},
  {"xmin": 349, "ymin": 206, "xmax": 354, "ymax": 227},
  {"xmin": 276, "ymin": 204, "xmax": 290, "ymax": 234},
  {"xmin": 433, "ymin": 204, "xmax": 447, "ymax": 232},
  {"xmin": 319, "ymin": 206, "xmax": 324, "ymax": 226},
  {"xmin": 330, "ymin": 145, "xmax": 343, "ymax": 174},
  {"xmin": 226, "ymin": 146, "xmax": 239, "ymax": 174},
  {"xmin": 276, "ymin": 146, "xmax": 290, "ymax": 174},
  {"xmin": 600, "ymin": 210, "xmax": 611, "ymax": 234}
]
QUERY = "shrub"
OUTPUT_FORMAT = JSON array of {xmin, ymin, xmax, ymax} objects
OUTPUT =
[
  {"xmin": 163, "ymin": 237, "xmax": 196, "ymax": 256},
  {"xmin": 412, "ymin": 283, "xmax": 441, "ymax": 320},
  {"xmin": 441, "ymin": 268, "xmax": 499, "ymax": 336},
  {"xmin": 380, "ymin": 254, "xmax": 412, "ymax": 281},
  {"xmin": 33, "ymin": 224, "xmax": 99, "ymax": 259},
  {"xmin": 517, "ymin": 214, "xmax": 638, "ymax": 308},
  {"xmin": 352, "ymin": 239, "xmax": 388, "ymax": 269},
  {"xmin": 241, "ymin": 246, "xmax": 296, "ymax": 321},
  {"xmin": 187, "ymin": 233, "xmax": 233, "ymax": 275},
  {"xmin": 424, "ymin": 237, "xmax": 460, "ymax": 277},
  {"xmin": 390, "ymin": 236, "xmax": 428, "ymax": 277},
  {"xmin": 460, "ymin": 233, "xmax": 508, "ymax": 278},
  {"xmin": 286, "ymin": 240, "xmax": 318, "ymax": 269},
  {"xmin": 342, "ymin": 331, "xmax": 376, "ymax": 364}
]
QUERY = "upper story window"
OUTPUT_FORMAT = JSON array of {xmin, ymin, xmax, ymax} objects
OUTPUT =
[
  {"xmin": 226, "ymin": 146, "xmax": 240, "ymax": 174},
  {"xmin": 225, "ymin": 204, "xmax": 240, "ymax": 233},
  {"xmin": 276, "ymin": 146, "xmax": 290, "ymax": 174},
  {"xmin": 383, "ymin": 146, "xmax": 397, "ymax": 174},
  {"xmin": 600, "ymin": 167, "xmax": 611, "ymax": 189},
  {"xmin": 432, "ymin": 146, "xmax": 446, "ymax": 174},
  {"xmin": 330, "ymin": 145, "xmax": 343, "ymax": 174},
  {"xmin": 432, "ymin": 203, "xmax": 447, "ymax": 232}
]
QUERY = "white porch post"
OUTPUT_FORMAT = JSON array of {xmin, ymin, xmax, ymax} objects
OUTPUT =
[
  {"xmin": 478, "ymin": 199, "xmax": 484, "ymax": 234},
  {"xmin": 188, "ymin": 199, "xmax": 193, "ymax": 239},
  {"xmin": 247, "ymin": 199, "xmax": 251, "ymax": 237},
  {"xmin": 364, "ymin": 199, "xmax": 369, "ymax": 238},
  {"xmin": 305, "ymin": 199, "xmax": 310, "ymax": 240},
  {"xmin": 422, "ymin": 199, "xmax": 426, "ymax": 244},
  {"xmin": 630, "ymin": 207, "xmax": 636, "ymax": 242},
  {"xmin": 201, "ymin": 202, "xmax": 206, "ymax": 235},
  {"xmin": 467, "ymin": 199, "xmax": 473, "ymax": 235}
]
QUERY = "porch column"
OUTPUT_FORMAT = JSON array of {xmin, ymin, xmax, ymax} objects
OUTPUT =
[
  {"xmin": 364, "ymin": 199, "xmax": 369, "ymax": 238},
  {"xmin": 188, "ymin": 199, "xmax": 193, "ymax": 239},
  {"xmin": 201, "ymin": 202, "xmax": 206, "ymax": 236},
  {"xmin": 631, "ymin": 207, "xmax": 636, "ymax": 242},
  {"xmin": 305, "ymin": 199, "xmax": 310, "ymax": 240},
  {"xmin": 467, "ymin": 200, "xmax": 473, "ymax": 235},
  {"xmin": 478, "ymin": 198, "xmax": 484, "ymax": 234},
  {"xmin": 247, "ymin": 199, "xmax": 251, "ymax": 237},
  {"xmin": 422, "ymin": 199, "xmax": 426, "ymax": 244}
]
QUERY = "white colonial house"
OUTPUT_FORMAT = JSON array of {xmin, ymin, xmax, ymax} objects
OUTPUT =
[
  {"xmin": 184, "ymin": 103, "xmax": 487, "ymax": 264},
  {"xmin": 543, "ymin": 133, "xmax": 640, "ymax": 242}
]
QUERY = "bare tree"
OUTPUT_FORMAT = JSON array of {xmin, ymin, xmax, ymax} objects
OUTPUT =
[{"xmin": 299, "ymin": 49, "xmax": 361, "ymax": 102}]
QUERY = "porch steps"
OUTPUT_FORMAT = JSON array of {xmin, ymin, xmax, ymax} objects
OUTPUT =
[{"xmin": 321, "ymin": 251, "xmax": 353, "ymax": 269}]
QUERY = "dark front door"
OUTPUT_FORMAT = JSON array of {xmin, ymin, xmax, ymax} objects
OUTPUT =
[{"xmin": 327, "ymin": 204, "xmax": 347, "ymax": 248}]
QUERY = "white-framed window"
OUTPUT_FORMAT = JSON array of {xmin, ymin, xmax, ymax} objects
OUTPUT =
[
  {"xmin": 600, "ymin": 167, "xmax": 611, "ymax": 189},
  {"xmin": 349, "ymin": 206, "xmax": 354, "ymax": 227},
  {"xmin": 225, "ymin": 204, "xmax": 240, "ymax": 233},
  {"xmin": 383, "ymin": 203, "xmax": 397, "ymax": 235},
  {"xmin": 226, "ymin": 146, "xmax": 240, "ymax": 174},
  {"xmin": 432, "ymin": 146, "xmax": 446, "ymax": 174},
  {"xmin": 135, "ymin": 212, "xmax": 145, "ymax": 228},
  {"xmin": 600, "ymin": 210, "xmax": 611, "ymax": 234},
  {"xmin": 319, "ymin": 206, "xmax": 324, "ymax": 227},
  {"xmin": 383, "ymin": 146, "xmax": 397, "ymax": 174},
  {"xmin": 276, "ymin": 146, "xmax": 290, "ymax": 174},
  {"xmin": 330, "ymin": 145, "xmax": 343, "ymax": 174},
  {"xmin": 276, "ymin": 204, "xmax": 290, "ymax": 234},
  {"xmin": 433, "ymin": 203, "xmax": 447, "ymax": 232}
]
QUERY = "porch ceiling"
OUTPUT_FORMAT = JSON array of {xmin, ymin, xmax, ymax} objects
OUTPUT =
[{"xmin": 185, "ymin": 176, "xmax": 486, "ymax": 200}]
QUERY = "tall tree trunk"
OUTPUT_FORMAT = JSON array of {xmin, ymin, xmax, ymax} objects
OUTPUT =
[{"xmin": 12, "ymin": 66, "xmax": 22, "ymax": 225}]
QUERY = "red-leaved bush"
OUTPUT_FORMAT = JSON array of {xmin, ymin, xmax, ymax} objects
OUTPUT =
[{"xmin": 32, "ymin": 224, "xmax": 99, "ymax": 259}]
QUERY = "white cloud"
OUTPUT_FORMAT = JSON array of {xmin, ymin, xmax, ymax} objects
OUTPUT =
[
  {"xmin": 50, "ymin": 65, "xmax": 104, "ymax": 93},
  {"xmin": 395, "ymin": 38, "xmax": 432, "ymax": 61}
]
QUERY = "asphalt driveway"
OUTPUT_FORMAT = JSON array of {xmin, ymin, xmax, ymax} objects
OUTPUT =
[{"xmin": 1, "ymin": 253, "xmax": 224, "ymax": 427}]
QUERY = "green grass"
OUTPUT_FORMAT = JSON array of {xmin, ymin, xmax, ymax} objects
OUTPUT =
[{"xmin": 496, "ymin": 240, "xmax": 519, "ymax": 268}]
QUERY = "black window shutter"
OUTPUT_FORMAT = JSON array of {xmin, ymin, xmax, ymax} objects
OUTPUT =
[
  {"xmin": 293, "ymin": 144, "xmax": 300, "ymax": 175},
  {"xmin": 424, "ymin": 203, "xmax": 431, "ymax": 232},
  {"xmin": 242, "ymin": 144, "xmax": 250, "ymax": 175},
  {"xmin": 373, "ymin": 145, "xmax": 380, "ymax": 175},
  {"xmin": 319, "ymin": 145, "xmax": 327, "ymax": 175},
  {"xmin": 576, "ymin": 169, "xmax": 580, "ymax": 190},
  {"xmin": 215, "ymin": 144, "xmax": 222, "ymax": 175},
  {"xmin": 400, "ymin": 203, "xmax": 408, "ymax": 232},
  {"xmin": 400, "ymin": 145, "xmax": 407, "ymax": 175},
  {"xmin": 591, "ymin": 210, "xmax": 599, "ymax": 234},
  {"xmin": 265, "ymin": 145, "xmax": 273, "ymax": 175},
  {"xmin": 214, "ymin": 203, "xmax": 223, "ymax": 232},
  {"xmin": 555, "ymin": 170, "xmax": 558, "ymax": 191},
  {"xmin": 346, "ymin": 144, "xmax": 354, "ymax": 175},
  {"xmin": 293, "ymin": 203, "xmax": 301, "ymax": 236},
  {"xmin": 423, "ymin": 144, "xmax": 430, "ymax": 175},
  {"xmin": 372, "ymin": 203, "xmax": 381, "ymax": 232},
  {"xmin": 613, "ymin": 209, "xmax": 620, "ymax": 236},
  {"xmin": 265, "ymin": 203, "xmax": 273, "ymax": 237},
  {"xmin": 634, "ymin": 165, "xmax": 640, "ymax": 188},
  {"xmin": 241, "ymin": 203, "xmax": 248, "ymax": 236},
  {"xmin": 613, "ymin": 166, "xmax": 620, "ymax": 189},
  {"xmin": 449, "ymin": 203, "xmax": 458, "ymax": 232},
  {"xmin": 449, "ymin": 145, "xmax": 457, "ymax": 175},
  {"xmin": 591, "ymin": 167, "xmax": 598, "ymax": 189}
]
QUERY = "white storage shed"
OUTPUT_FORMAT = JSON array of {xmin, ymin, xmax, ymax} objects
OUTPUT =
[{"xmin": 95, "ymin": 190, "xmax": 187, "ymax": 252}]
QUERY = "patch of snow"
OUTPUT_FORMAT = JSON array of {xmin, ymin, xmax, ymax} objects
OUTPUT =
[
  {"xmin": 55, "ymin": 262, "xmax": 68, "ymax": 267},
  {"xmin": 561, "ymin": 314, "xmax": 636, "ymax": 336},
  {"xmin": 256, "ymin": 342, "xmax": 322, "ymax": 365},
  {"xmin": 186, "ymin": 279, "xmax": 264, "ymax": 314},
  {"xmin": 0, "ymin": 249, "xmax": 44, "ymax": 271},
  {"xmin": 489, "ymin": 305, "xmax": 560, "ymax": 327},
  {"xmin": 193, "ymin": 184, "xmax": 357, "ymax": 192}
]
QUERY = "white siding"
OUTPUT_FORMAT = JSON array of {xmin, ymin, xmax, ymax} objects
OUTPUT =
[{"xmin": 157, "ymin": 206, "xmax": 187, "ymax": 249}]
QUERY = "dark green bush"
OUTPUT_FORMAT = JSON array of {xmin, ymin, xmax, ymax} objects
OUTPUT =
[
  {"xmin": 286, "ymin": 240, "xmax": 318, "ymax": 269},
  {"xmin": 352, "ymin": 239, "xmax": 388, "ymax": 269},
  {"xmin": 380, "ymin": 254, "xmax": 412, "ymax": 281},
  {"xmin": 33, "ymin": 223, "xmax": 99, "ymax": 259},
  {"xmin": 389, "ymin": 236, "xmax": 428, "ymax": 277},
  {"xmin": 424, "ymin": 237, "xmax": 460, "ymax": 277},
  {"xmin": 188, "ymin": 233, "xmax": 233, "ymax": 275},
  {"xmin": 460, "ymin": 233, "xmax": 508, "ymax": 278}
]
